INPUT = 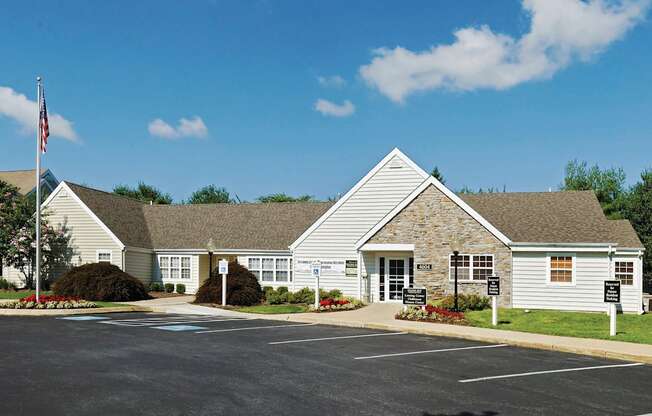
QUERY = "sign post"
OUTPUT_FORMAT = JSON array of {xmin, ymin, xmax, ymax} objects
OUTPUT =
[
  {"xmin": 487, "ymin": 276, "xmax": 500, "ymax": 327},
  {"xmin": 402, "ymin": 287, "xmax": 427, "ymax": 311},
  {"xmin": 312, "ymin": 261, "xmax": 321, "ymax": 309},
  {"xmin": 219, "ymin": 259, "xmax": 229, "ymax": 306},
  {"xmin": 604, "ymin": 280, "xmax": 620, "ymax": 336}
]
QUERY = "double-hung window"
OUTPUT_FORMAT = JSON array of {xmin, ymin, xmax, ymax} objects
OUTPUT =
[
  {"xmin": 247, "ymin": 257, "xmax": 292, "ymax": 283},
  {"xmin": 159, "ymin": 256, "xmax": 191, "ymax": 280},
  {"xmin": 449, "ymin": 254, "xmax": 494, "ymax": 281},
  {"xmin": 97, "ymin": 250, "xmax": 112, "ymax": 263},
  {"xmin": 615, "ymin": 260, "xmax": 634, "ymax": 286},
  {"xmin": 549, "ymin": 255, "xmax": 574, "ymax": 284}
]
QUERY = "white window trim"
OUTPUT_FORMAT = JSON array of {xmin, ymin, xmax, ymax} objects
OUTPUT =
[
  {"xmin": 247, "ymin": 256, "xmax": 292, "ymax": 284},
  {"xmin": 158, "ymin": 255, "xmax": 192, "ymax": 281},
  {"xmin": 546, "ymin": 253, "xmax": 576, "ymax": 286},
  {"xmin": 613, "ymin": 257, "xmax": 637, "ymax": 288},
  {"xmin": 96, "ymin": 249, "xmax": 113, "ymax": 264},
  {"xmin": 448, "ymin": 254, "xmax": 495, "ymax": 283}
]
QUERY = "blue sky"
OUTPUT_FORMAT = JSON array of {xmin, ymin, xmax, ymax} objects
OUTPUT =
[{"xmin": 1, "ymin": 0, "xmax": 651, "ymax": 201}]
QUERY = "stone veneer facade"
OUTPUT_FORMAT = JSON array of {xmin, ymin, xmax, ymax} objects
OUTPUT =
[{"xmin": 367, "ymin": 185, "xmax": 512, "ymax": 307}]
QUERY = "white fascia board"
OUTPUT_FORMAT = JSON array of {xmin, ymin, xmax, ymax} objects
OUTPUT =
[
  {"xmin": 289, "ymin": 148, "xmax": 429, "ymax": 251},
  {"xmin": 510, "ymin": 243, "xmax": 615, "ymax": 253},
  {"xmin": 355, "ymin": 177, "xmax": 512, "ymax": 250},
  {"xmin": 359, "ymin": 243, "xmax": 415, "ymax": 252},
  {"xmin": 51, "ymin": 182, "xmax": 126, "ymax": 250}
]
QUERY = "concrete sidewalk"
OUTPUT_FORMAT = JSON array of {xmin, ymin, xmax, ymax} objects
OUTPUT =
[{"xmin": 124, "ymin": 298, "xmax": 652, "ymax": 364}]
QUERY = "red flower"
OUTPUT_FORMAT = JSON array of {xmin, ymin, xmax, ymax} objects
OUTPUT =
[{"xmin": 20, "ymin": 294, "xmax": 80, "ymax": 304}]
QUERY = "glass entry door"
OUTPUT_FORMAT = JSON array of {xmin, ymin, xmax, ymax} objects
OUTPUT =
[{"xmin": 388, "ymin": 258, "xmax": 406, "ymax": 301}]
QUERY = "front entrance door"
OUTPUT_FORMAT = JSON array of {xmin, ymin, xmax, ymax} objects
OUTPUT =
[{"xmin": 388, "ymin": 259, "xmax": 405, "ymax": 301}]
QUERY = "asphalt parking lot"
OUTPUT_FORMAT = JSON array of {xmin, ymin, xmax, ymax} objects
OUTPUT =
[{"xmin": 2, "ymin": 313, "xmax": 651, "ymax": 416}]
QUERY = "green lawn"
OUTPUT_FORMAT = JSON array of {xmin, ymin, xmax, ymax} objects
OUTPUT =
[
  {"xmin": 466, "ymin": 308, "xmax": 652, "ymax": 345},
  {"xmin": 0, "ymin": 290, "xmax": 53, "ymax": 299},
  {"xmin": 234, "ymin": 304, "xmax": 309, "ymax": 314}
]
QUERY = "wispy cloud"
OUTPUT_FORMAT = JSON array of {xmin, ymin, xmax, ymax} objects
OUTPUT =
[
  {"xmin": 360, "ymin": 0, "xmax": 650, "ymax": 103},
  {"xmin": 314, "ymin": 99, "xmax": 355, "ymax": 117},
  {"xmin": 317, "ymin": 75, "xmax": 346, "ymax": 88},
  {"xmin": 148, "ymin": 116, "xmax": 208, "ymax": 140},
  {"xmin": 0, "ymin": 86, "xmax": 78, "ymax": 141}
]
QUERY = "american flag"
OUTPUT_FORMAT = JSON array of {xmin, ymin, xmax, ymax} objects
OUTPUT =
[{"xmin": 39, "ymin": 87, "xmax": 49, "ymax": 153}]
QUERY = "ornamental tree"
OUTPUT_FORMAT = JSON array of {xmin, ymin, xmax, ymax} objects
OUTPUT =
[{"xmin": 4, "ymin": 217, "xmax": 73, "ymax": 289}]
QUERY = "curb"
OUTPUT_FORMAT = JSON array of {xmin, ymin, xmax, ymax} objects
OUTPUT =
[
  {"xmin": 266, "ymin": 315, "xmax": 652, "ymax": 365},
  {"xmin": 0, "ymin": 306, "xmax": 152, "ymax": 316}
]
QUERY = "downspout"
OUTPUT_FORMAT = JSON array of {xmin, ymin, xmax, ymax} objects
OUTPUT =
[
  {"xmin": 122, "ymin": 247, "xmax": 126, "ymax": 271},
  {"xmin": 357, "ymin": 251, "xmax": 362, "ymax": 301}
]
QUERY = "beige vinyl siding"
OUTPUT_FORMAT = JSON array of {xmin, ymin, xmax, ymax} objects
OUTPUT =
[
  {"xmin": 44, "ymin": 187, "xmax": 122, "ymax": 270},
  {"xmin": 2, "ymin": 188, "xmax": 123, "ymax": 287},
  {"xmin": 124, "ymin": 249, "xmax": 154, "ymax": 286},
  {"xmin": 513, "ymin": 252, "xmax": 643, "ymax": 313},
  {"xmin": 292, "ymin": 155, "xmax": 426, "ymax": 298}
]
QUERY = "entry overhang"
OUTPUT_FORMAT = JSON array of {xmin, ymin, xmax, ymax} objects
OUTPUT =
[{"xmin": 358, "ymin": 243, "xmax": 415, "ymax": 252}]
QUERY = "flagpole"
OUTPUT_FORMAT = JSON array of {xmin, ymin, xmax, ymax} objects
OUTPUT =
[{"xmin": 35, "ymin": 76, "xmax": 42, "ymax": 303}]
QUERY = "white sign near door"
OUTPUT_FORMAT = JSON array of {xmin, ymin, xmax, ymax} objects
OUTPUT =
[{"xmin": 295, "ymin": 259, "xmax": 345, "ymax": 275}]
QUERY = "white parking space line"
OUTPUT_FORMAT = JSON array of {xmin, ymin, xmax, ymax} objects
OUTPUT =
[
  {"xmin": 458, "ymin": 362, "xmax": 645, "ymax": 383},
  {"xmin": 269, "ymin": 332, "xmax": 408, "ymax": 345},
  {"xmin": 103, "ymin": 318, "xmax": 254, "ymax": 327},
  {"xmin": 195, "ymin": 323, "xmax": 317, "ymax": 334},
  {"xmin": 354, "ymin": 344, "xmax": 509, "ymax": 360}
]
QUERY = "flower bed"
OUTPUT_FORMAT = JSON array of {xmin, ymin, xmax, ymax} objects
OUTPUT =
[
  {"xmin": 395, "ymin": 305, "xmax": 468, "ymax": 325},
  {"xmin": 311, "ymin": 298, "xmax": 365, "ymax": 313},
  {"xmin": 0, "ymin": 294, "xmax": 97, "ymax": 309}
]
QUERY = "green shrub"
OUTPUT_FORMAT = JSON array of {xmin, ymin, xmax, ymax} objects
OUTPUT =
[
  {"xmin": 52, "ymin": 263, "xmax": 149, "ymax": 302},
  {"xmin": 0, "ymin": 278, "xmax": 16, "ymax": 291},
  {"xmin": 439, "ymin": 294, "xmax": 490, "ymax": 312},
  {"xmin": 276, "ymin": 286, "xmax": 289, "ymax": 294},
  {"xmin": 194, "ymin": 261, "xmax": 263, "ymax": 306},
  {"xmin": 164, "ymin": 283, "xmax": 175, "ymax": 293},
  {"xmin": 176, "ymin": 284, "xmax": 186, "ymax": 294},
  {"xmin": 291, "ymin": 287, "xmax": 314, "ymax": 304},
  {"xmin": 323, "ymin": 289, "xmax": 343, "ymax": 299},
  {"xmin": 149, "ymin": 282, "xmax": 162, "ymax": 292},
  {"xmin": 266, "ymin": 291, "xmax": 283, "ymax": 305}
]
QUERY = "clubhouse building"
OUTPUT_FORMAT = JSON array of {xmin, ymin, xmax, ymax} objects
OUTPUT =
[{"xmin": 1, "ymin": 149, "xmax": 645, "ymax": 313}]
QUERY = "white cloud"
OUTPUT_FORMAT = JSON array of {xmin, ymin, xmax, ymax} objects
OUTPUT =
[
  {"xmin": 148, "ymin": 116, "xmax": 208, "ymax": 140},
  {"xmin": 0, "ymin": 86, "xmax": 78, "ymax": 141},
  {"xmin": 314, "ymin": 99, "xmax": 356, "ymax": 117},
  {"xmin": 317, "ymin": 75, "xmax": 346, "ymax": 88},
  {"xmin": 360, "ymin": 0, "xmax": 650, "ymax": 103}
]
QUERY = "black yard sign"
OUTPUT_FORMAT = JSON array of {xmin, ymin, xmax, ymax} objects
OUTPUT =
[
  {"xmin": 487, "ymin": 276, "xmax": 500, "ymax": 296},
  {"xmin": 402, "ymin": 287, "xmax": 427, "ymax": 306},
  {"xmin": 604, "ymin": 280, "xmax": 621, "ymax": 303}
]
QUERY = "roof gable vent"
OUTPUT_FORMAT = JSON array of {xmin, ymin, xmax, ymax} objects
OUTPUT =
[{"xmin": 388, "ymin": 157, "xmax": 404, "ymax": 169}]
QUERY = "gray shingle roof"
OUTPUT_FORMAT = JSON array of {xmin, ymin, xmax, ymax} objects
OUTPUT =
[
  {"xmin": 65, "ymin": 182, "xmax": 643, "ymax": 251},
  {"xmin": 65, "ymin": 182, "xmax": 333, "ymax": 251},
  {"xmin": 460, "ymin": 190, "xmax": 643, "ymax": 248}
]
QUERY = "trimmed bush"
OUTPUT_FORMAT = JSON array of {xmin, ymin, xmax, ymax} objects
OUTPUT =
[
  {"xmin": 291, "ymin": 287, "xmax": 314, "ymax": 304},
  {"xmin": 194, "ymin": 261, "xmax": 263, "ymax": 306},
  {"xmin": 439, "ymin": 294, "xmax": 490, "ymax": 312},
  {"xmin": 276, "ymin": 286, "xmax": 289, "ymax": 294},
  {"xmin": 0, "ymin": 278, "xmax": 16, "ymax": 291},
  {"xmin": 164, "ymin": 283, "xmax": 175, "ymax": 293},
  {"xmin": 149, "ymin": 282, "xmax": 163, "ymax": 292},
  {"xmin": 52, "ymin": 263, "xmax": 149, "ymax": 302},
  {"xmin": 176, "ymin": 284, "xmax": 186, "ymax": 294}
]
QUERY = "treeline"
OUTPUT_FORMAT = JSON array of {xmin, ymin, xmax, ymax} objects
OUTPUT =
[{"xmin": 112, "ymin": 183, "xmax": 323, "ymax": 205}]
